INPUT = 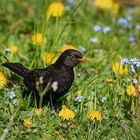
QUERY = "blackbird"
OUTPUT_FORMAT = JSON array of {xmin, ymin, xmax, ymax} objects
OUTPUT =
[{"xmin": 2, "ymin": 49, "xmax": 88, "ymax": 106}]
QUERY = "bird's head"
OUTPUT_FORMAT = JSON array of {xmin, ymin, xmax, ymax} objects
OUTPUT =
[{"xmin": 55, "ymin": 49, "xmax": 89, "ymax": 68}]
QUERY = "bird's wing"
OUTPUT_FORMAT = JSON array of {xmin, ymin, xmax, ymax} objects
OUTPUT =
[{"xmin": 24, "ymin": 66, "xmax": 54, "ymax": 91}]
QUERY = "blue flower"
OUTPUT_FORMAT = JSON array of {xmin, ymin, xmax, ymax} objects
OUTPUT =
[
  {"xmin": 136, "ymin": 62, "xmax": 140, "ymax": 68},
  {"xmin": 8, "ymin": 91, "xmax": 16, "ymax": 99},
  {"xmin": 130, "ymin": 65, "xmax": 135, "ymax": 74},
  {"xmin": 79, "ymin": 45, "xmax": 86, "ymax": 52},
  {"xmin": 128, "ymin": 34, "xmax": 135, "ymax": 42},
  {"xmin": 75, "ymin": 96, "xmax": 83, "ymax": 102},
  {"xmin": 127, "ymin": 22, "xmax": 132, "ymax": 29},
  {"xmin": 13, "ymin": 99, "xmax": 17, "ymax": 106},
  {"xmin": 120, "ymin": 58, "xmax": 140, "ymax": 70},
  {"xmin": 127, "ymin": 8, "xmax": 134, "ymax": 14},
  {"xmin": 133, "ymin": 79, "xmax": 138, "ymax": 84},
  {"xmin": 90, "ymin": 37, "xmax": 98, "ymax": 43},
  {"xmin": 101, "ymin": 96, "xmax": 106, "ymax": 103},
  {"xmin": 128, "ymin": 58, "xmax": 140, "ymax": 67},
  {"xmin": 68, "ymin": 0, "xmax": 75, "ymax": 5},
  {"xmin": 92, "ymin": 25, "xmax": 101, "ymax": 32},
  {"xmin": 118, "ymin": 18, "xmax": 128, "ymax": 26},
  {"xmin": 135, "ymin": 25, "xmax": 140, "ymax": 31},
  {"xmin": 103, "ymin": 26, "xmax": 111, "ymax": 34},
  {"xmin": 117, "ymin": 18, "xmax": 132, "ymax": 28},
  {"xmin": 128, "ymin": 58, "xmax": 138, "ymax": 65},
  {"xmin": 126, "ymin": 16, "xmax": 132, "ymax": 21},
  {"xmin": 4, "ymin": 48, "xmax": 12, "ymax": 54},
  {"xmin": 121, "ymin": 123, "xmax": 126, "ymax": 129},
  {"xmin": 120, "ymin": 58, "xmax": 128, "ymax": 65}
]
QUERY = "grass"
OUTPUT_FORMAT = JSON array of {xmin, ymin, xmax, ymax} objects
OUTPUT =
[{"xmin": 0, "ymin": 0, "xmax": 140, "ymax": 139}]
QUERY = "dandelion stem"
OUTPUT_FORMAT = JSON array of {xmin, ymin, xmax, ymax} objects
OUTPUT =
[
  {"xmin": 86, "ymin": 121, "xmax": 94, "ymax": 140},
  {"xmin": 38, "ymin": 81, "xmax": 51, "ymax": 108},
  {"xmin": 39, "ymin": 95, "xmax": 43, "ymax": 108}
]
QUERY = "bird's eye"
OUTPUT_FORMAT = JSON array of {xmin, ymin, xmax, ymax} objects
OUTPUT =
[{"xmin": 71, "ymin": 55, "xmax": 76, "ymax": 60}]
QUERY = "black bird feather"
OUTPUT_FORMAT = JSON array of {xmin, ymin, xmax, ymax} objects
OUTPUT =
[{"xmin": 2, "ymin": 49, "xmax": 87, "ymax": 106}]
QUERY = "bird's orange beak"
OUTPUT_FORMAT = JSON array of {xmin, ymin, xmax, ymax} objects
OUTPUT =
[{"xmin": 78, "ymin": 57, "xmax": 90, "ymax": 62}]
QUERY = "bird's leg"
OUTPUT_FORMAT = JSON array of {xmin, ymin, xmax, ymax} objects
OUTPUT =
[{"xmin": 49, "ymin": 94, "xmax": 54, "ymax": 108}]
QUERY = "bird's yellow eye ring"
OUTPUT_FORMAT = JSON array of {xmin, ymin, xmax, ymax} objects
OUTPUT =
[{"xmin": 71, "ymin": 55, "xmax": 76, "ymax": 60}]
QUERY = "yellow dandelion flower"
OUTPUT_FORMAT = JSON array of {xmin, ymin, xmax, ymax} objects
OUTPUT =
[
  {"xmin": 95, "ymin": 0, "xmax": 113, "ymax": 9},
  {"xmin": 32, "ymin": 33, "xmax": 44, "ymax": 44},
  {"xmin": 43, "ymin": 52, "xmax": 57, "ymax": 64},
  {"xmin": 23, "ymin": 119, "xmax": 32, "ymax": 128},
  {"xmin": 87, "ymin": 110, "xmax": 102, "ymax": 121},
  {"xmin": 52, "ymin": 130, "xmax": 60, "ymax": 137},
  {"xmin": 126, "ymin": 84, "xmax": 137, "ymax": 96},
  {"xmin": 60, "ymin": 44, "xmax": 78, "ymax": 52},
  {"xmin": 112, "ymin": 61, "xmax": 128, "ymax": 75},
  {"xmin": 95, "ymin": 0, "xmax": 119, "ymax": 14},
  {"xmin": 112, "ymin": 2, "xmax": 120, "ymax": 14},
  {"xmin": 58, "ymin": 105, "xmax": 75, "ymax": 120},
  {"xmin": 10, "ymin": 45, "xmax": 18, "ymax": 54},
  {"xmin": 34, "ymin": 108, "xmax": 42, "ymax": 116},
  {"xmin": 0, "ymin": 72, "xmax": 7, "ymax": 89},
  {"xmin": 47, "ymin": 2, "xmax": 65, "ymax": 17},
  {"xmin": 76, "ymin": 90, "xmax": 82, "ymax": 96}
]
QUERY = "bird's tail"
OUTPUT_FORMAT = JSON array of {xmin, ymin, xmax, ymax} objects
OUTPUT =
[{"xmin": 2, "ymin": 62, "xmax": 29, "ymax": 77}]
